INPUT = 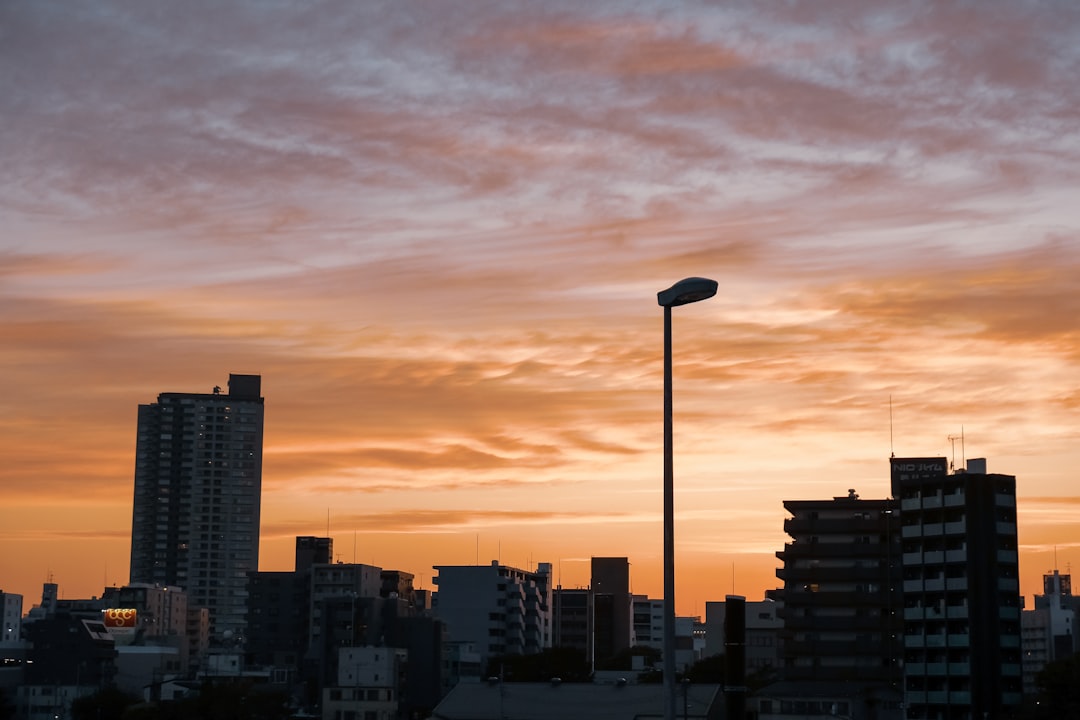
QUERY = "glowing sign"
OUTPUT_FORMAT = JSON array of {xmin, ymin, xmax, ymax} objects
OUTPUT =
[{"xmin": 102, "ymin": 608, "xmax": 138, "ymax": 629}]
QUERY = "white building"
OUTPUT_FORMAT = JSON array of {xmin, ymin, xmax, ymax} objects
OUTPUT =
[
  {"xmin": 630, "ymin": 595, "xmax": 698, "ymax": 671},
  {"xmin": 322, "ymin": 646, "xmax": 407, "ymax": 720},
  {"xmin": 433, "ymin": 561, "xmax": 552, "ymax": 670}
]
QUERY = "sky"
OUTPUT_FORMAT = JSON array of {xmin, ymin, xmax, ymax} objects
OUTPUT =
[{"xmin": 2, "ymin": 0, "xmax": 1080, "ymax": 618}]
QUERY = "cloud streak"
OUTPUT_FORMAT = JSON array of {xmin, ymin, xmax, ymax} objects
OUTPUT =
[{"xmin": 2, "ymin": 0, "xmax": 1079, "ymax": 611}]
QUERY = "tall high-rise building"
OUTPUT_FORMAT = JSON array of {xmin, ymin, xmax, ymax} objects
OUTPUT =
[
  {"xmin": 129, "ymin": 374, "xmax": 264, "ymax": 641},
  {"xmin": 892, "ymin": 457, "xmax": 1022, "ymax": 720}
]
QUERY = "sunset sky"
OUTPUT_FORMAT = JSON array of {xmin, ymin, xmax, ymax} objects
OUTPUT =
[{"xmin": 2, "ymin": 1, "xmax": 1080, "ymax": 617}]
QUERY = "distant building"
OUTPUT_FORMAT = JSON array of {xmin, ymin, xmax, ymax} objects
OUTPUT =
[
  {"xmin": 1022, "ymin": 569, "xmax": 1076, "ymax": 696},
  {"xmin": 893, "ymin": 457, "xmax": 1022, "ymax": 719},
  {"xmin": 247, "ymin": 536, "xmax": 333, "ymax": 671},
  {"xmin": 551, "ymin": 557, "xmax": 633, "ymax": 670},
  {"xmin": 128, "ymin": 373, "xmax": 264, "ymax": 641},
  {"xmin": 433, "ymin": 561, "xmax": 553, "ymax": 671},
  {"xmin": 100, "ymin": 583, "xmax": 191, "ymax": 675},
  {"xmin": 552, "ymin": 587, "xmax": 590, "ymax": 657},
  {"xmin": 632, "ymin": 595, "xmax": 664, "ymax": 651},
  {"xmin": 591, "ymin": 557, "xmax": 633, "ymax": 664},
  {"xmin": 322, "ymin": 646, "xmax": 407, "ymax": 720},
  {"xmin": 433, "ymin": 680, "xmax": 724, "ymax": 720},
  {"xmin": 0, "ymin": 591, "xmax": 22, "ymax": 643},
  {"xmin": 20, "ymin": 613, "xmax": 117, "ymax": 719},
  {"xmin": 704, "ymin": 597, "xmax": 782, "ymax": 675}
]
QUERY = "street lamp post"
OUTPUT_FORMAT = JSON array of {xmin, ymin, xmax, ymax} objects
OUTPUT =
[{"xmin": 657, "ymin": 277, "xmax": 718, "ymax": 720}]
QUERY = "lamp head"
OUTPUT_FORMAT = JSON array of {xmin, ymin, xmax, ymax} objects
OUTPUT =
[{"xmin": 657, "ymin": 277, "xmax": 718, "ymax": 307}]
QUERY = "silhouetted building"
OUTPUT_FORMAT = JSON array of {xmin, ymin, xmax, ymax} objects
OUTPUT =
[
  {"xmin": 129, "ymin": 373, "xmax": 264, "ymax": 641},
  {"xmin": 247, "ymin": 536, "xmax": 332, "ymax": 672},
  {"xmin": 892, "ymin": 457, "xmax": 1022, "ymax": 720},
  {"xmin": 22, "ymin": 612, "xmax": 116, "ymax": 692},
  {"xmin": 591, "ymin": 557, "xmax": 633, "ymax": 665},
  {"xmin": 553, "ymin": 588, "xmax": 590, "ymax": 657},
  {"xmin": 761, "ymin": 489, "xmax": 903, "ymax": 720}
]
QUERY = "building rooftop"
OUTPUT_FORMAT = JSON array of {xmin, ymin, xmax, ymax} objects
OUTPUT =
[{"xmin": 432, "ymin": 681, "xmax": 722, "ymax": 720}]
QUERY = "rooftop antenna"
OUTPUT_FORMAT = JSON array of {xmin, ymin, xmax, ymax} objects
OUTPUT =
[
  {"xmin": 947, "ymin": 428, "xmax": 966, "ymax": 472},
  {"xmin": 889, "ymin": 396, "xmax": 895, "ymax": 458}
]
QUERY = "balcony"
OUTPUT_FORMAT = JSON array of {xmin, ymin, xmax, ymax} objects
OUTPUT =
[
  {"xmin": 904, "ymin": 635, "xmax": 926, "ymax": 648},
  {"xmin": 924, "ymin": 634, "xmax": 947, "ymax": 648},
  {"xmin": 923, "ymin": 578, "xmax": 945, "ymax": 592},
  {"xmin": 999, "ymin": 606, "xmax": 1020, "ymax": 620},
  {"xmin": 949, "ymin": 691, "xmax": 972, "ymax": 705},
  {"xmin": 945, "ymin": 577, "xmax": 968, "ymax": 591},
  {"xmin": 783, "ymin": 516, "xmax": 889, "ymax": 535},
  {"xmin": 944, "ymin": 521, "xmax": 966, "ymax": 535},
  {"xmin": 948, "ymin": 662, "xmax": 971, "ymax": 675},
  {"xmin": 995, "ymin": 493, "xmax": 1016, "ymax": 508},
  {"xmin": 996, "ymin": 521, "xmax": 1017, "ymax": 535},
  {"xmin": 904, "ymin": 607, "xmax": 925, "ymax": 621}
]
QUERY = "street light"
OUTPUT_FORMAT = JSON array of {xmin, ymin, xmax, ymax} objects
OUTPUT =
[{"xmin": 657, "ymin": 277, "xmax": 718, "ymax": 720}]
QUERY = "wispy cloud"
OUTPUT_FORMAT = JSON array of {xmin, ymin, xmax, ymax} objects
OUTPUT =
[{"xmin": 2, "ymin": 0, "xmax": 1079, "ymax": 608}]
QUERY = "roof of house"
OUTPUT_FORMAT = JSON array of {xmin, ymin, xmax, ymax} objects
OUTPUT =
[{"xmin": 431, "ymin": 680, "xmax": 723, "ymax": 720}]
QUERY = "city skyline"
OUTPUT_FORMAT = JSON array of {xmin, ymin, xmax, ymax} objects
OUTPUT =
[{"xmin": 3, "ymin": 1, "xmax": 1080, "ymax": 616}]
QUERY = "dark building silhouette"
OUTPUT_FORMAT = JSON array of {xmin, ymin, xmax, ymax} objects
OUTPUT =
[
  {"xmin": 246, "ymin": 537, "xmax": 331, "ymax": 671},
  {"xmin": 590, "ymin": 557, "xmax": 633, "ymax": 664},
  {"xmin": 892, "ymin": 457, "xmax": 1022, "ymax": 720},
  {"xmin": 129, "ymin": 374, "xmax": 264, "ymax": 641},
  {"xmin": 23, "ymin": 612, "xmax": 117, "ymax": 688},
  {"xmin": 552, "ymin": 588, "xmax": 590, "ymax": 657},
  {"xmin": 764, "ymin": 489, "xmax": 903, "ymax": 719}
]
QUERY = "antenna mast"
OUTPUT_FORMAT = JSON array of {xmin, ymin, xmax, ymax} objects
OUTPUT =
[
  {"xmin": 947, "ymin": 428, "xmax": 966, "ymax": 472},
  {"xmin": 889, "ymin": 396, "xmax": 895, "ymax": 458}
]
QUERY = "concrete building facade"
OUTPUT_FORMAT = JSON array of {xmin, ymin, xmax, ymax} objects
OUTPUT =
[{"xmin": 432, "ymin": 561, "xmax": 552, "ymax": 671}]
